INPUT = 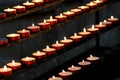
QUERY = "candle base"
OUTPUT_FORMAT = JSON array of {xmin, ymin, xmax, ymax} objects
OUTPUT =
[
  {"xmin": 0, "ymin": 71, "xmax": 12, "ymax": 76},
  {"xmin": 0, "ymin": 38, "xmax": 8, "ymax": 45},
  {"xmin": 0, "ymin": 12, "xmax": 6, "ymax": 19},
  {"xmin": 33, "ymin": 2, "xmax": 44, "ymax": 6}
]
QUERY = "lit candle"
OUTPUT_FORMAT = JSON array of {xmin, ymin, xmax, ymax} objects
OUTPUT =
[
  {"xmin": 6, "ymin": 33, "xmax": 20, "ymax": 42},
  {"xmin": 42, "ymin": 45, "xmax": 56, "ymax": 56},
  {"xmin": 87, "ymin": 25, "xmax": 99, "ymax": 34},
  {"xmin": 67, "ymin": 65, "xmax": 81, "ymax": 74},
  {"xmin": 46, "ymin": 16, "xmax": 58, "ymax": 26},
  {"xmin": 17, "ymin": 29, "xmax": 30, "ymax": 38},
  {"xmin": 3, "ymin": 8, "xmax": 16, "ymax": 16},
  {"xmin": 0, "ymin": 37, "xmax": 8, "ymax": 45},
  {"xmin": 0, "ymin": 12, "xmax": 6, "ymax": 19},
  {"xmin": 70, "ymin": 8, "xmax": 82, "ymax": 15},
  {"xmin": 95, "ymin": 22, "xmax": 106, "ymax": 30},
  {"xmin": 102, "ymin": 20, "xmax": 112, "ymax": 27},
  {"xmin": 70, "ymin": 33, "xmax": 83, "ymax": 42},
  {"xmin": 27, "ymin": 23, "xmax": 40, "ymax": 33},
  {"xmin": 13, "ymin": 5, "xmax": 26, "ymax": 13},
  {"xmin": 63, "ymin": 11, "xmax": 75, "ymax": 18},
  {"xmin": 32, "ymin": 50, "xmax": 46, "ymax": 60},
  {"xmin": 55, "ymin": 13, "xmax": 67, "ymax": 22},
  {"xmin": 86, "ymin": 55, "xmax": 100, "ymax": 62},
  {"xmin": 78, "ymin": 28, "xmax": 91, "ymax": 38},
  {"xmin": 32, "ymin": 0, "xmax": 44, "ymax": 6},
  {"xmin": 48, "ymin": 75, "xmax": 63, "ymax": 80},
  {"xmin": 107, "ymin": 16, "xmax": 119, "ymax": 24},
  {"xmin": 86, "ymin": 2, "xmax": 97, "ymax": 9},
  {"xmin": 60, "ymin": 37, "xmax": 73, "ymax": 46},
  {"xmin": 52, "ymin": 41, "xmax": 65, "ymax": 51},
  {"xmin": 58, "ymin": 70, "xmax": 72, "ymax": 79},
  {"xmin": 38, "ymin": 20, "xmax": 50, "ymax": 30},
  {"xmin": 78, "ymin": 60, "xmax": 91, "ymax": 68},
  {"xmin": 93, "ymin": 0, "xmax": 104, "ymax": 6},
  {"xmin": 21, "ymin": 56, "xmax": 36, "ymax": 65},
  {"xmin": 6, "ymin": 60, "xmax": 21, "ymax": 70},
  {"xmin": 78, "ymin": 6, "xmax": 89, "ymax": 12},
  {"xmin": 0, "ymin": 65, "xmax": 12, "ymax": 76},
  {"xmin": 23, "ymin": 1, "xmax": 35, "ymax": 9}
]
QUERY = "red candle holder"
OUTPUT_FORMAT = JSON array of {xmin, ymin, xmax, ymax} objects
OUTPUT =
[
  {"xmin": 17, "ymin": 29, "xmax": 30, "ymax": 38},
  {"xmin": 32, "ymin": 0, "xmax": 44, "ymax": 6},
  {"xmin": 78, "ymin": 6, "xmax": 89, "ymax": 13},
  {"xmin": 86, "ymin": 55, "xmax": 100, "ymax": 63},
  {"xmin": 23, "ymin": 1, "xmax": 35, "ymax": 9},
  {"xmin": 78, "ymin": 28, "xmax": 91, "ymax": 38},
  {"xmin": 27, "ymin": 24, "xmax": 40, "ymax": 33},
  {"xmin": 48, "ymin": 76, "xmax": 63, "ymax": 80},
  {"xmin": 107, "ymin": 16, "xmax": 119, "ymax": 24},
  {"xmin": 38, "ymin": 20, "xmax": 50, "ymax": 30},
  {"xmin": 78, "ymin": 60, "xmax": 91, "ymax": 68},
  {"xmin": 70, "ymin": 9, "xmax": 82, "ymax": 15},
  {"xmin": 0, "ymin": 12, "xmax": 6, "ymax": 19},
  {"xmin": 32, "ymin": 51, "xmax": 46, "ymax": 60},
  {"xmin": 44, "ymin": 0, "xmax": 52, "ymax": 3},
  {"xmin": 63, "ymin": 11, "xmax": 74, "ymax": 18},
  {"xmin": 70, "ymin": 33, "xmax": 83, "ymax": 42},
  {"xmin": 0, "ymin": 37, "xmax": 8, "ymax": 45},
  {"xmin": 21, "ymin": 56, "xmax": 36, "ymax": 66},
  {"xmin": 102, "ymin": 20, "xmax": 112, "ymax": 27},
  {"xmin": 67, "ymin": 65, "xmax": 81, "ymax": 74},
  {"xmin": 46, "ymin": 16, "xmax": 57, "ymax": 26},
  {"xmin": 3, "ymin": 8, "xmax": 16, "ymax": 16},
  {"xmin": 58, "ymin": 70, "xmax": 72, "ymax": 80},
  {"xmin": 60, "ymin": 37, "xmax": 73, "ymax": 46},
  {"xmin": 13, "ymin": 5, "xmax": 26, "ymax": 13},
  {"xmin": 95, "ymin": 22, "xmax": 106, "ymax": 30},
  {"xmin": 92, "ymin": 0, "xmax": 104, "ymax": 6},
  {"xmin": 6, "ymin": 60, "xmax": 21, "ymax": 70},
  {"xmin": 87, "ymin": 25, "xmax": 99, "ymax": 34},
  {"xmin": 52, "ymin": 41, "xmax": 65, "ymax": 51},
  {"xmin": 6, "ymin": 33, "xmax": 20, "ymax": 42},
  {"xmin": 86, "ymin": 2, "xmax": 97, "ymax": 9},
  {"xmin": 42, "ymin": 46, "xmax": 56, "ymax": 56},
  {"xmin": 0, "ymin": 65, "xmax": 12, "ymax": 76},
  {"xmin": 55, "ymin": 13, "xmax": 67, "ymax": 22}
]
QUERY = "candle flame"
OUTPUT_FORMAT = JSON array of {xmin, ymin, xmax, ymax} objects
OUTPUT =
[
  {"xmin": 74, "ymin": 33, "xmax": 77, "ymax": 36},
  {"xmin": 64, "ymin": 37, "xmax": 67, "ymax": 40},
  {"xmin": 111, "ymin": 16, "xmax": 114, "ymax": 19},
  {"xmin": 60, "ymin": 13, "xmax": 63, "ymax": 17},
  {"xmin": 90, "ymin": 55, "xmax": 93, "ymax": 57},
  {"xmin": 56, "ymin": 41, "xmax": 59, "ymax": 45},
  {"xmin": 46, "ymin": 45, "xmax": 49, "ymax": 49},
  {"xmin": 26, "ymin": 1, "xmax": 29, "ymax": 3},
  {"xmin": 96, "ymin": 0, "xmax": 100, "ymax": 2},
  {"xmin": 22, "ymin": 29, "xmax": 25, "ymax": 32},
  {"xmin": 67, "ymin": 11, "xmax": 70, "ymax": 14},
  {"xmin": 62, "ymin": 70, "xmax": 65, "ymax": 73},
  {"xmin": 44, "ymin": 20, "xmax": 46, "ymax": 23},
  {"xmin": 92, "ymin": 25, "xmax": 95, "ymax": 28},
  {"xmin": 12, "ymin": 60, "xmax": 15, "ymax": 65},
  {"xmin": 83, "ymin": 28, "xmax": 86, "ymax": 32},
  {"xmin": 50, "ymin": 16, "xmax": 53, "ymax": 20},
  {"xmin": 82, "ymin": 60, "xmax": 85, "ymax": 62},
  {"xmin": 90, "ymin": 2, "xmax": 93, "ymax": 5},
  {"xmin": 104, "ymin": 20, "xmax": 107, "ymax": 22},
  {"xmin": 26, "ymin": 56, "xmax": 29, "ymax": 60},
  {"xmin": 32, "ymin": 23, "xmax": 35, "ymax": 26},
  {"xmin": 72, "ymin": 65, "xmax": 74, "ymax": 68},
  {"xmin": 3, "ymin": 65, "xmax": 7, "ymax": 71},
  {"xmin": 99, "ymin": 22, "xmax": 102, "ymax": 25},
  {"xmin": 37, "ymin": 50, "xmax": 40, "ymax": 54},
  {"xmin": 52, "ymin": 76, "xmax": 55, "ymax": 78},
  {"xmin": 81, "ymin": 6, "xmax": 85, "ymax": 9}
]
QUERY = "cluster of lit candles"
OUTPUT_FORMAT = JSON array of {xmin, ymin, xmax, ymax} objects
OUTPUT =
[
  {"xmin": 0, "ymin": 0, "xmax": 54, "ymax": 19},
  {"xmin": 0, "ymin": 15, "xmax": 119, "ymax": 45},
  {"xmin": 0, "ymin": 0, "xmax": 107, "ymax": 19},
  {"xmin": 0, "ymin": 16, "xmax": 119, "ymax": 77},
  {"xmin": 48, "ymin": 54, "xmax": 100, "ymax": 80}
]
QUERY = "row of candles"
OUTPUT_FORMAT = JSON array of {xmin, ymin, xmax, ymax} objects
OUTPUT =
[
  {"xmin": 0, "ymin": 15, "xmax": 119, "ymax": 45},
  {"xmin": 48, "ymin": 54, "xmax": 100, "ymax": 80},
  {"xmin": 0, "ymin": 16, "xmax": 119, "ymax": 77},
  {"xmin": 0, "ymin": 0, "xmax": 107, "ymax": 19},
  {"xmin": 0, "ymin": 0, "xmax": 54, "ymax": 19}
]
